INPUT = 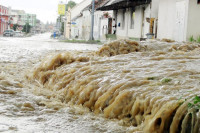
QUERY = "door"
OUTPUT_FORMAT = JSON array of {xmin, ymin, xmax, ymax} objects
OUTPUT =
[
  {"xmin": 175, "ymin": 1, "xmax": 186, "ymax": 42},
  {"xmin": 108, "ymin": 18, "xmax": 112, "ymax": 34}
]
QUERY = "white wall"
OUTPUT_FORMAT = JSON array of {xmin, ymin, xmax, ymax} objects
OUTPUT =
[
  {"xmin": 157, "ymin": 0, "xmax": 191, "ymax": 41},
  {"xmin": 82, "ymin": 10, "xmax": 91, "ymax": 40},
  {"xmin": 186, "ymin": 0, "xmax": 200, "ymax": 40},
  {"xmin": 127, "ymin": 7, "xmax": 143, "ymax": 38},
  {"xmin": 93, "ymin": 11, "xmax": 103, "ymax": 40},
  {"xmin": 71, "ymin": 17, "xmax": 83, "ymax": 39},
  {"xmin": 157, "ymin": 0, "xmax": 177, "ymax": 40},
  {"xmin": 116, "ymin": 5, "xmax": 151, "ymax": 39},
  {"xmin": 116, "ymin": 9, "xmax": 127, "ymax": 38},
  {"xmin": 151, "ymin": 0, "xmax": 161, "ymax": 18}
]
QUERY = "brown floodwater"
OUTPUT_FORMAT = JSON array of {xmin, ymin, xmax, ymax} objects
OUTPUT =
[{"xmin": 1, "ymin": 34, "xmax": 200, "ymax": 132}]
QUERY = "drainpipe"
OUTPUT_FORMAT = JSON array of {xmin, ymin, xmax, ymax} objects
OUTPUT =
[
  {"xmin": 98, "ymin": 16, "xmax": 101, "ymax": 40},
  {"xmin": 126, "ymin": 9, "xmax": 129, "ymax": 39}
]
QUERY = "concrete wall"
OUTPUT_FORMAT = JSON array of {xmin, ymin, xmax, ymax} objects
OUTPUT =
[
  {"xmin": 82, "ymin": 10, "xmax": 91, "ymax": 40},
  {"xmin": 157, "ymin": 0, "xmax": 177, "ymax": 40},
  {"xmin": 127, "ymin": 7, "xmax": 143, "ymax": 38},
  {"xmin": 157, "ymin": 0, "xmax": 190, "ymax": 41},
  {"xmin": 116, "ymin": 4, "xmax": 151, "ymax": 39},
  {"xmin": 93, "ymin": 11, "xmax": 103, "ymax": 40},
  {"xmin": 151, "ymin": 0, "xmax": 160, "ymax": 18},
  {"xmin": 71, "ymin": 9, "xmax": 113, "ymax": 41},
  {"xmin": 186, "ymin": 0, "xmax": 200, "ymax": 40},
  {"xmin": 71, "ymin": 17, "xmax": 83, "ymax": 39}
]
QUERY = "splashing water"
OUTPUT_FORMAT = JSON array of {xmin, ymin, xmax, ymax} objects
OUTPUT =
[{"xmin": 26, "ymin": 38, "xmax": 200, "ymax": 132}]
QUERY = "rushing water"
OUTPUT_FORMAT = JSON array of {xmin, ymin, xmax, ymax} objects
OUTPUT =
[
  {"xmin": 0, "ymin": 34, "xmax": 130, "ymax": 133},
  {"xmin": 1, "ymin": 34, "xmax": 200, "ymax": 132}
]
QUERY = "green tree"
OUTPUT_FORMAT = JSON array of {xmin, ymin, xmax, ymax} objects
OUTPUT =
[
  {"xmin": 66, "ymin": 1, "xmax": 76, "ymax": 10},
  {"xmin": 13, "ymin": 24, "xmax": 19, "ymax": 31},
  {"xmin": 22, "ymin": 23, "xmax": 31, "ymax": 33}
]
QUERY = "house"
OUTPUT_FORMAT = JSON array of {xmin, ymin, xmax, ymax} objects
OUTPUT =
[
  {"xmin": 11, "ymin": 10, "xmax": 37, "ymax": 31},
  {"xmin": 69, "ymin": 0, "xmax": 114, "ymax": 40},
  {"xmin": 97, "ymin": 0, "xmax": 160, "ymax": 40},
  {"xmin": 70, "ymin": 0, "xmax": 91, "ymax": 39},
  {"xmin": 157, "ymin": 0, "xmax": 200, "ymax": 42},
  {"xmin": 0, "ymin": 5, "xmax": 9, "ymax": 35},
  {"xmin": 11, "ymin": 10, "xmax": 26, "ymax": 26}
]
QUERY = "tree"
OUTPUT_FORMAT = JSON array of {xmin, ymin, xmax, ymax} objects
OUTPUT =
[
  {"xmin": 13, "ymin": 24, "xmax": 19, "ymax": 31},
  {"xmin": 66, "ymin": 1, "xmax": 76, "ymax": 10},
  {"xmin": 22, "ymin": 23, "xmax": 31, "ymax": 33}
]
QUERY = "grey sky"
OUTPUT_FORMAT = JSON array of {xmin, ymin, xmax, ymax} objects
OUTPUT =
[{"xmin": 1, "ymin": 0, "xmax": 81, "ymax": 23}]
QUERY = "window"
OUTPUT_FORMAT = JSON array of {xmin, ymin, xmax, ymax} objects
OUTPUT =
[{"xmin": 130, "ymin": 8, "xmax": 135, "ymax": 29}]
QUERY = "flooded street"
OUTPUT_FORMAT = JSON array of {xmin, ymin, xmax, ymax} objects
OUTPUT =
[
  {"xmin": 0, "ymin": 34, "xmax": 128, "ymax": 133},
  {"xmin": 1, "ymin": 34, "xmax": 200, "ymax": 132}
]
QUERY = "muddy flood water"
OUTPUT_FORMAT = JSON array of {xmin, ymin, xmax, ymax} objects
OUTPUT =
[{"xmin": 0, "ymin": 33, "xmax": 200, "ymax": 133}]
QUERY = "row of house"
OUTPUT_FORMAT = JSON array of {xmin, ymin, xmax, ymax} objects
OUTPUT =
[
  {"xmin": 0, "ymin": 5, "xmax": 10, "ymax": 35},
  {"xmin": 11, "ymin": 10, "xmax": 37, "ymax": 27},
  {"xmin": 64, "ymin": 0, "xmax": 200, "ymax": 42},
  {"xmin": 0, "ymin": 4, "xmax": 39, "ymax": 35}
]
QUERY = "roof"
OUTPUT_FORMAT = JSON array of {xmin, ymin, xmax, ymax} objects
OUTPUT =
[
  {"xmin": 72, "ymin": 0, "xmax": 111, "ymax": 21},
  {"xmin": 83, "ymin": 0, "xmax": 111, "ymax": 11},
  {"xmin": 97, "ymin": 0, "xmax": 151, "ymax": 11}
]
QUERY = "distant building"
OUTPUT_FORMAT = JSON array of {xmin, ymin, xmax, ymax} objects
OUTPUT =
[
  {"xmin": 0, "ymin": 5, "xmax": 9, "ymax": 35},
  {"xmin": 21, "ymin": 14, "xmax": 36, "ymax": 27},
  {"xmin": 11, "ymin": 10, "xmax": 26, "ymax": 26},
  {"xmin": 11, "ymin": 10, "xmax": 36, "ymax": 27}
]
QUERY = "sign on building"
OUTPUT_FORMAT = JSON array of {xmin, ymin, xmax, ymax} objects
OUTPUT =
[{"xmin": 58, "ymin": 4, "xmax": 66, "ymax": 15}]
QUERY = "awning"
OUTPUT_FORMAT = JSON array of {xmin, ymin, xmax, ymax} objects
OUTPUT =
[{"xmin": 97, "ymin": 0, "xmax": 151, "ymax": 11}]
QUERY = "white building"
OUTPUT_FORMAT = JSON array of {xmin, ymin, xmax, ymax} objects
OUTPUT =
[
  {"xmin": 157, "ymin": 0, "xmax": 200, "ymax": 42},
  {"xmin": 70, "ymin": 0, "xmax": 113, "ymax": 41},
  {"xmin": 11, "ymin": 10, "xmax": 26, "ymax": 26},
  {"xmin": 98, "ymin": 0, "xmax": 160, "ymax": 40}
]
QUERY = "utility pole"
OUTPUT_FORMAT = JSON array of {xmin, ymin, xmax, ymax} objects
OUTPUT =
[{"xmin": 89, "ymin": 0, "xmax": 95, "ymax": 40}]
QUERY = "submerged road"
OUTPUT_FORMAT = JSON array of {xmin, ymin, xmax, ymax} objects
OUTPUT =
[{"xmin": 0, "ymin": 33, "xmax": 129, "ymax": 133}]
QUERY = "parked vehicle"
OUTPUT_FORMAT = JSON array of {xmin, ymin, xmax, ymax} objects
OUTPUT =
[
  {"xmin": 14, "ymin": 31, "xmax": 24, "ymax": 37},
  {"xmin": 3, "ymin": 30, "xmax": 15, "ymax": 37}
]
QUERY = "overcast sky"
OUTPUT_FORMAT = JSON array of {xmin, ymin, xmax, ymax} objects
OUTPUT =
[{"xmin": 1, "ymin": 0, "xmax": 81, "ymax": 23}]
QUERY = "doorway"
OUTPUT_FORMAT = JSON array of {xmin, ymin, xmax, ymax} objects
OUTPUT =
[
  {"xmin": 108, "ymin": 18, "xmax": 112, "ymax": 34},
  {"xmin": 175, "ymin": 1, "xmax": 186, "ymax": 42}
]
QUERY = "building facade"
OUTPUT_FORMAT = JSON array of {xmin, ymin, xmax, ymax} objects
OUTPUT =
[
  {"xmin": 0, "ymin": 5, "xmax": 9, "ymax": 35},
  {"xmin": 70, "ymin": 0, "xmax": 113, "ymax": 40},
  {"xmin": 11, "ymin": 10, "xmax": 36, "ymax": 27},
  {"xmin": 157, "ymin": 0, "xmax": 200, "ymax": 42},
  {"xmin": 98, "ymin": 0, "xmax": 160, "ymax": 40}
]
